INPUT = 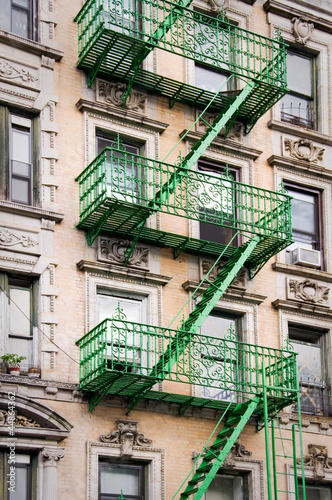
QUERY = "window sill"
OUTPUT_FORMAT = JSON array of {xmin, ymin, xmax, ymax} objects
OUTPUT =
[
  {"xmin": 268, "ymin": 119, "xmax": 332, "ymax": 146},
  {"xmin": 0, "ymin": 30, "xmax": 63, "ymax": 61},
  {"xmin": 0, "ymin": 200, "xmax": 64, "ymax": 223},
  {"xmin": 272, "ymin": 262, "xmax": 332, "ymax": 283}
]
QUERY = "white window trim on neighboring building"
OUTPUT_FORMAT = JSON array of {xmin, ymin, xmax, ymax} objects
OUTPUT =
[{"xmin": 87, "ymin": 441, "xmax": 165, "ymax": 500}]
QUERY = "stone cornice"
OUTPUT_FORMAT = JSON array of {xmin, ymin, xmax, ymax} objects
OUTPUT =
[
  {"xmin": 272, "ymin": 262, "xmax": 332, "ymax": 283},
  {"xmin": 0, "ymin": 30, "xmax": 63, "ymax": 61},
  {"xmin": 182, "ymin": 280, "xmax": 267, "ymax": 305},
  {"xmin": 0, "ymin": 200, "xmax": 64, "ymax": 222},
  {"xmin": 76, "ymin": 98, "xmax": 169, "ymax": 133},
  {"xmin": 264, "ymin": 0, "xmax": 332, "ymax": 33},
  {"xmin": 267, "ymin": 155, "xmax": 332, "ymax": 180},
  {"xmin": 267, "ymin": 120, "xmax": 332, "ymax": 146},
  {"xmin": 181, "ymin": 129, "xmax": 262, "ymax": 160},
  {"xmin": 272, "ymin": 298, "xmax": 332, "ymax": 318},
  {"xmin": 77, "ymin": 259, "xmax": 172, "ymax": 286}
]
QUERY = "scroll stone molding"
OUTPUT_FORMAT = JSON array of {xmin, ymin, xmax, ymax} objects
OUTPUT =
[
  {"xmin": 99, "ymin": 420, "xmax": 152, "ymax": 457},
  {"xmin": 292, "ymin": 17, "xmax": 314, "ymax": 45},
  {"xmin": 0, "ymin": 57, "xmax": 38, "ymax": 84},
  {"xmin": 284, "ymin": 138, "xmax": 324, "ymax": 163},
  {"xmin": 208, "ymin": 0, "xmax": 229, "ymax": 12},
  {"xmin": 97, "ymin": 80, "xmax": 147, "ymax": 113},
  {"xmin": 0, "ymin": 227, "xmax": 39, "ymax": 249},
  {"xmin": 201, "ymin": 259, "xmax": 246, "ymax": 288},
  {"xmin": 299, "ymin": 444, "xmax": 332, "ymax": 480},
  {"xmin": 98, "ymin": 237, "xmax": 149, "ymax": 269},
  {"xmin": 221, "ymin": 440, "xmax": 252, "ymax": 468},
  {"xmin": 42, "ymin": 447, "xmax": 65, "ymax": 466},
  {"xmin": 287, "ymin": 278, "xmax": 330, "ymax": 305}
]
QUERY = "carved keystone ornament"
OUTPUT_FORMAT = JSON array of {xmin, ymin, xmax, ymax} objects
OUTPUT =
[
  {"xmin": 298, "ymin": 444, "xmax": 332, "ymax": 480},
  {"xmin": 292, "ymin": 17, "xmax": 314, "ymax": 45},
  {"xmin": 100, "ymin": 420, "xmax": 152, "ymax": 457}
]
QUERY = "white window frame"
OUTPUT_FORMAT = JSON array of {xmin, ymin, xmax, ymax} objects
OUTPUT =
[{"xmin": 87, "ymin": 442, "xmax": 165, "ymax": 500}]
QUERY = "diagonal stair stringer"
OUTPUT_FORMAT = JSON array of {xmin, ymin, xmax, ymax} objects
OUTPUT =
[
  {"xmin": 179, "ymin": 396, "xmax": 261, "ymax": 499},
  {"xmin": 125, "ymin": 235, "xmax": 260, "ymax": 413}
]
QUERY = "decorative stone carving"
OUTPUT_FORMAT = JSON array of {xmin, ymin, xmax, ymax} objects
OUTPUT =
[
  {"xmin": 208, "ymin": 0, "xmax": 229, "ymax": 12},
  {"xmin": 0, "ymin": 228, "xmax": 38, "ymax": 248},
  {"xmin": 284, "ymin": 138, "xmax": 324, "ymax": 163},
  {"xmin": 288, "ymin": 279, "xmax": 329, "ymax": 305},
  {"xmin": 201, "ymin": 260, "xmax": 246, "ymax": 288},
  {"xmin": 219, "ymin": 440, "xmax": 252, "ymax": 468},
  {"xmin": 99, "ymin": 238, "xmax": 149, "ymax": 268},
  {"xmin": 42, "ymin": 448, "xmax": 65, "ymax": 467},
  {"xmin": 100, "ymin": 420, "xmax": 152, "ymax": 457},
  {"xmin": 292, "ymin": 17, "xmax": 314, "ymax": 45},
  {"xmin": 0, "ymin": 410, "xmax": 40, "ymax": 428},
  {"xmin": 299, "ymin": 444, "xmax": 332, "ymax": 480},
  {"xmin": 98, "ymin": 81, "xmax": 147, "ymax": 112},
  {"xmin": 197, "ymin": 112, "xmax": 242, "ymax": 141},
  {"xmin": 0, "ymin": 58, "xmax": 38, "ymax": 83}
]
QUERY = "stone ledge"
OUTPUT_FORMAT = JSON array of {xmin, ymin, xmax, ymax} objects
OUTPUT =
[
  {"xmin": 272, "ymin": 262, "xmax": 332, "ymax": 283},
  {"xmin": 0, "ymin": 30, "xmax": 63, "ymax": 61},
  {"xmin": 0, "ymin": 200, "xmax": 64, "ymax": 223}
]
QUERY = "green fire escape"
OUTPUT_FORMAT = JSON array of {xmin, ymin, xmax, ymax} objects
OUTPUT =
[{"xmin": 75, "ymin": 1, "xmax": 306, "ymax": 498}]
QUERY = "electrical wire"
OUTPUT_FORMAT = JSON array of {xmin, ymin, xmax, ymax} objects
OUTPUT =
[{"xmin": 0, "ymin": 284, "xmax": 79, "ymax": 365}]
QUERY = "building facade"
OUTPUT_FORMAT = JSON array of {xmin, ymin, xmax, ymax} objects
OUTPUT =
[{"xmin": 0, "ymin": 0, "xmax": 332, "ymax": 499}]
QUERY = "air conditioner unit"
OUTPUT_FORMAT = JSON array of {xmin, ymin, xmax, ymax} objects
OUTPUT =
[{"xmin": 291, "ymin": 246, "xmax": 321, "ymax": 268}]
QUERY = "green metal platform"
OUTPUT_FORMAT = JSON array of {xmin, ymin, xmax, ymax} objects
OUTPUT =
[{"xmin": 75, "ymin": 0, "xmax": 287, "ymax": 131}]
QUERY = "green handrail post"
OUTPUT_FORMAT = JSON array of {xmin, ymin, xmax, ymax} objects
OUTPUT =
[{"xmin": 262, "ymin": 358, "xmax": 273, "ymax": 500}]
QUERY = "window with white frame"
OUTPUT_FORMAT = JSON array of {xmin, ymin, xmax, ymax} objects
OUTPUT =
[
  {"xmin": 198, "ymin": 160, "xmax": 239, "ymax": 247},
  {"xmin": 0, "ymin": 109, "xmax": 37, "ymax": 207},
  {"xmin": 280, "ymin": 51, "xmax": 316, "ymax": 129},
  {"xmin": 200, "ymin": 312, "xmax": 241, "ymax": 402},
  {"xmin": 0, "ymin": 451, "xmax": 38, "ymax": 500},
  {"xmin": 96, "ymin": 133, "xmax": 144, "ymax": 204},
  {"xmin": 289, "ymin": 324, "xmax": 329, "ymax": 417},
  {"xmin": 97, "ymin": 288, "xmax": 148, "ymax": 374},
  {"xmin": 99, "ymin": 460, "xmax": 146, "ymax": 500},
  {"xmin": 0, "ymin": 273, "xmax": 38, "ymax": 368},
  {"xmin": 299, "ymin": 482, "xmax": 332, "ymax": 500},
  {"xmin": 204, "ymin": 471, "xmax": 249, "ymax": 500},
  {"xmin": 0, "ymin": 0, "xmax": 37, "ymax": 40}
]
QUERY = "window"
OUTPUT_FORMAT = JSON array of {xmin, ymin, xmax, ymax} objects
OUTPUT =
[
  {"xmin": 0, "ymin": 274, "xmax": 37, "ymax": 366},
  {"xmin": 0, "ymin": 452, "xmax": 37, "ymax": 500},
  {"xmin": 0, "ymin": 109, "xmax": 38, "ymax": 206},
  {"xmin": 104, "ymin": 0, "xmax": 138, "ymax": 35},
  {"xmin": 198, "ymin": 160, "xmax": 238, "ymax": 246},
  {"xmin": 280, "ymin": 52, "xmax": 316, "ymax": 129},
  {"xmin": 299, "ymin": 483, "xmax": 332, "ymax": 500},
  {"xmin": 204, "ymin": 471, "xmax": 249, "ymax": 500},
  {"xmin": 289, "ymin": 324, "xmax": 329, "ymax": 417},
  {"xmin": 97, "ymin": 289, "xmax": 147, "ymax": 374},
  {"xmin": 200, "ymin": 313, "xmax": 240, "ymax": 401},
  {"xmin": 99, "ymin": 461, "xmax": 145, "ymax": 500},
  {"xmin": 0, "ymin": 0, "xmax": 37, "ymax": 40},
  {"xmin": 286, "ymin": 185, "xmax": 321, "ymax": 250},
  {"xmin": 96, "ymin": 134, "xmax": 143, "ymax": 204}
]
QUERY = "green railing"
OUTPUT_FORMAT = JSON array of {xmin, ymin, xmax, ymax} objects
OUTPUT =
[
  {"xmin": 77, "ymin": 145, "xmax": 292, "ymax": 241},
  {"xmin": 76, "ymin": 0, "xmax": 287, "ymax": 88},
  {"xmin": 77, "ymin": 317, "xmax": 298, "ymax": 402}
]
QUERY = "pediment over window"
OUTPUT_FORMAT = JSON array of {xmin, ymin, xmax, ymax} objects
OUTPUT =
[{"xmin": 0, "ymin": 392, "xmax": 73, "ymax": 441}]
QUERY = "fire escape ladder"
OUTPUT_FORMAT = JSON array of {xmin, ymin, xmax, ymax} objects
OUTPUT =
[
  {"xmin": 125, "ymin": 235, "xmax": 260, "ymax": 413},
  {"xmin": 179, "ymin": 396, "xmax": 261, "ymax": 499}
]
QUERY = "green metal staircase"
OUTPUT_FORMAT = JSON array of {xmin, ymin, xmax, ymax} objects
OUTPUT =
[{"xmin": 179, "ymin": 397, "xmax": 261, "ymax": 499}]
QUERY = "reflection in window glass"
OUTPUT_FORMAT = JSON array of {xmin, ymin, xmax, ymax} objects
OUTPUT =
[
  {"xmin": 99, "ymin": 462, "xmax": 144, "ymax": 500},
  {"xmin": 205, "ymin": 473, "xmax": 245, "ymax": 500},
  {"xmin": 299, "ymin": 484, "xmax": 332, "ymax": 500},
  {"xmin": 286, "ymin": 186, "xmax": 320, "ymax": 250}
]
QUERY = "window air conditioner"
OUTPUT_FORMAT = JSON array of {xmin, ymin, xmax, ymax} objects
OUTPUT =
[{"xmin": 291, "ymin": 245, "xmax": 321, "ymax": 268}]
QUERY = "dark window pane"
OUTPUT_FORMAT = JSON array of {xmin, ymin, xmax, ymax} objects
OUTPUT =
[
  {"xmin": 286, "ymin": 187, "xmax": 319, "ymax": 249},
  {"xmin": 207, "ymin": 474, "xmax": 244, "ymax": 500},
  {"xmin": 0, "ymin": 1, "xmax": 11, "ymax": 31},
  {"xmin": 299, "ymin": 485, "xmax": 332, "ymax": 500}
]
